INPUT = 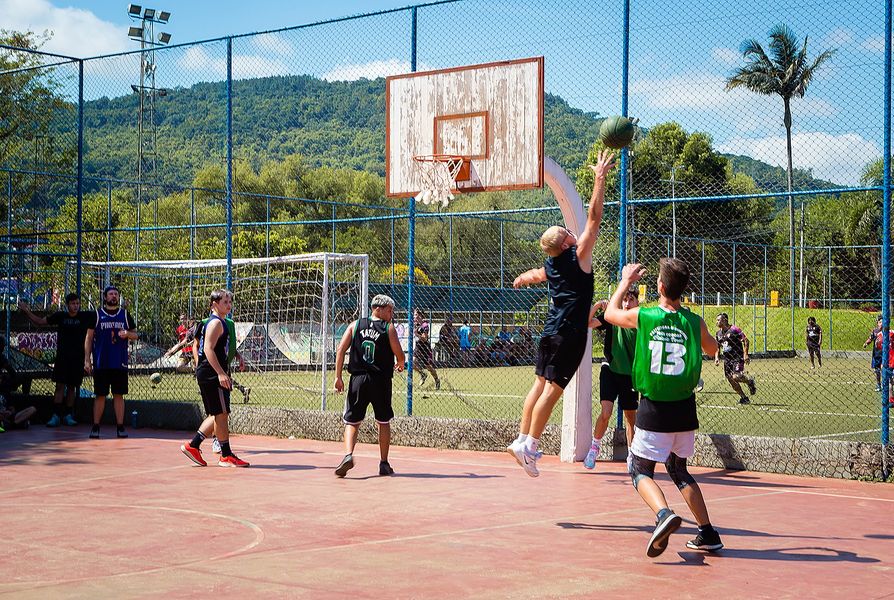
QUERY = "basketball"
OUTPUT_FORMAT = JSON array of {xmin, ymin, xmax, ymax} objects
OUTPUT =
[
  {"xmin": 149, "ymin": 372, "xmax": 162, "ymax": 386},
  {"xmin": 599, "ymin": 115, "xmax": 636, "ymax": 149}
]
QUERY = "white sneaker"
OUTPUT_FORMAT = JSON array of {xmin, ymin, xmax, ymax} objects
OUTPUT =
[
  {"xmin": 513, "ymin": 446, "xmax": 540, "ymax": 478},
  {"xmin": 507, "ymin": 440, "xmax": 523, "ymax": 466},
  {"xmin": 211, "ymin": 436, "xmax": 221, "ymax": 454},
  {"xmin": 583, "ymin": 444, "xmax": 599, "ymax": 469}
]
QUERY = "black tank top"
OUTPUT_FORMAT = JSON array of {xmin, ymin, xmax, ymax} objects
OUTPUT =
[
  {"xmin": 542, "ymin": 246, "xmax": 594, "ymax": 335},
  {"xmin": 195, "ymin": 315, "xmax": 230, "ymax": 382},
  {"xmin": 349, "ymin": 317, "xmax": 395, "ymax": 377}
]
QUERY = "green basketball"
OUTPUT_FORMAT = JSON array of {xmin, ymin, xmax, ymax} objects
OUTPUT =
[
  {"xmin": 149, "ymin": 372, "xmax": 162, "ymax": 386},
  {"xmin": 599, "ymin": 115, "xmax": 636, "ymax": 149}
]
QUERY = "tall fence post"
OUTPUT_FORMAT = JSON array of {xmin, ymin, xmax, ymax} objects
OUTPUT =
[
  {"xmin": 5, "ymin": 173, "xmax": 11, "ymax": 357},
  {"xmin": 331, "ymin": 204, "xmax": 336, "ymax": 252},
  {"xmin": 880, "ymin": 0, "xmax": 891, "ymax": 466},
  {"xmin": 616, "ymin": 0, "xmax": 630, "ymax": 431},
  {"xmin": 106, "ymin": 179, "xmax": 112, "ymax": 265},
  {"xmin": 763, "ymin": 246, "xmax": 768, "ymax": 352},
  {"xmin": 731, "ymin": 242, "xmax": 737, "ymax": 324},
  {"xmin": 225, "ymin": 37, "xmax": 234, "ymax": 289},
  {"xmin": 827, "ymin": 246, "xmax": 833, "ymax": 351},
  {"xmin": 406, "ymin": 6, "xmax": 418, "ymax": 416},
  {"xmin": 449, "ymin": 215, "xmax": 454, "ymax": 314},
  {"xmin": 76, "ymin": 59, "xmax": 84, "ymax": 294},
  {"xmin": 701, "ymin": 241, "xmax": 706, "ymax": 319}
]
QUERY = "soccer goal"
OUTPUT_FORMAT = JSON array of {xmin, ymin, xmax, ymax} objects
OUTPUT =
[{"xmin": 71, "ymin": 253, "xmax": 368, "ymax": 409}]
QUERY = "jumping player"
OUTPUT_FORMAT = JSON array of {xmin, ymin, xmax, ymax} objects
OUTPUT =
[
  {"xmin": 333, "ymin": 294, "xmax": 406, "ymax": 478},
  {"xmin": 508, "ymin": 149, "xmax": 615, "ymax": 477},
  {"xmin": 180, "ymin": 290, "xmax": 250, "ymax": 467},
  {"xmin": 715, "ymin": 312, "xmax": 756, "ymax": 405},
  {"xmin": 805, "ymin": 316, "xmax": 823, "ymax": 369},
  {"xmin": 605, "ymin": 258, "xmax": 723, "ymax": 558},
  {"xmin": 585, "ymin": 288, "xmax": 640, "ymax": 470},
  {"xmin": 84, "ymin": 285, "xmax": 137, "ymax": 439}
]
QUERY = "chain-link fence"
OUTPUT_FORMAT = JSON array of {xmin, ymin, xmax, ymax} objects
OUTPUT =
[{"xmin": 0, "ymin": 0, "xmax": 891, "ymax": 476}]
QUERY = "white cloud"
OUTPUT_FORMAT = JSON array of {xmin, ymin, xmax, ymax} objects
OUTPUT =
[
  {"xmin": 0, "ymin": 0, "xmax": 128, "ymax": 58},
  {"xmin": 824, "ymin": 27, "xmax": 854, "ymax": 47},
  {"xmin": 178, "ymin": 45, "xmax": 292, "ymax": 80},
  {"xmin": 717, "ymin": 132, "xmax": 879, "ymax": 186},
  {"xmin": 251, "ymin": 33, "xmax": 294, "ymax": 57},
  {"xmin": 861, "ymin": 34, "xmax": 888, "ymax": 53},
  {"xmin": 322, "ymin": 59, "xmax": 432, "ymax": 82},
  {"xmin": 711, "ymin": 47, "xmax": 741, "ymax": 67},
  {"xmin": 630, "ymin": 71, "xmax": 837, "ymax": 133}
]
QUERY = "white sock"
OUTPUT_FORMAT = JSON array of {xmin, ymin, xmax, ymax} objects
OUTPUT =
[
  {"xmin": 591, "ymin": 436, "xmax": 602, "ymax": 449},
  {"xmin": 515, "ymin": 433, "xmax": 527, "ymax": 445},
  {"xmin": 525, "ymin": 436, "xmax": 539, "ymax": 453}
]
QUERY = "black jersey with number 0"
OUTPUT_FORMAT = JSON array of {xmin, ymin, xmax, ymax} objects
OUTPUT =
[
  {"xmin": 542, "ymin": 245, "xmax": 594, "ymax": 336},
  {"xmin": 349, "ymin": 317, "xmax": 395, "ymax": 377}
]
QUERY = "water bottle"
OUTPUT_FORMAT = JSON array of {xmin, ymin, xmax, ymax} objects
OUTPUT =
[{"xmin": 131, "ymin": 410, "xmax": 139, "ymax": 429}]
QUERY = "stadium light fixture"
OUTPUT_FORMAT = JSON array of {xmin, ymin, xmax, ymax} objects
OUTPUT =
[
  {"xmin": 128, "ymin": 26, "xmax": 144, "ymax": 39},
  {"xmin": 128, "ymin": 4, "xmax": 142, "ymax": 17},
  {"xmin": 143, "ymin": 8, "xmax": 155, "ymax": 19},
  {"xmin": 158, "ymin": 11, "xmax": 171, "ymax": 23},
  {"xmin": 158, "ymin": 32, "xmax": 171, "ymax": 44}
]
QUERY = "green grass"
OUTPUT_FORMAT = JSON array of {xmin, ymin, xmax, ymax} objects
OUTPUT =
[{"xmin": 31, "ymin": 354, "xmax": 888, "ymax": 444}]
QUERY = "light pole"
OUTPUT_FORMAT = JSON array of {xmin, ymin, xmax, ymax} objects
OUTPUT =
[
  {"xmin": 661, "ymin": 164, "xmax": 678, "ymax": 258},
  {"xmin": 127, "ymin": 4, "xmax": 171, "ymax": 258}
]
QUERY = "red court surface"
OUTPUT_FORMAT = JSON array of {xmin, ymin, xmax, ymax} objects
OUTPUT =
[{"xmin": 1, "ymin": 427, "xmax": 892, "ymax": 599}]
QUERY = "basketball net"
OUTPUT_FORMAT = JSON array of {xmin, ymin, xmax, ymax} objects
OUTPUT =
[{"xmin": 413, "ymin": 154, "xmax": 464, "ymax": 208}]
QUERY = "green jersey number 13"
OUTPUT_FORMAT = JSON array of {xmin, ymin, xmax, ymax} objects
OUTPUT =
[{"xmin": 648, "ymin": 341, "xmax": 686, "ymax": 376}]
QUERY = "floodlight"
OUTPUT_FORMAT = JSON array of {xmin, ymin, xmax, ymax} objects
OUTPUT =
[
  {"xmin": 128, "ymin": 26, "xmax": 144, "ymax": 39},
  {"xmin": 158, "ymin": 32, "xmax": 171, "ymax": 44},
  {"xmin": 158, "ymin": 11, "xmax": 171, "ymax": 22},
  {"xmin": 128, "ymin": 4, "xmax": 142, "ymax": 16},
  {"xmin": 143, "ymin": 8, "xmax": 155, "ymax": 18}
]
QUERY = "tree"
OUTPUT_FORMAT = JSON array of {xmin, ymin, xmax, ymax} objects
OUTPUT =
[{"xmin": 725, "ymin": 24, "xmax": 835, "ymax": 307}]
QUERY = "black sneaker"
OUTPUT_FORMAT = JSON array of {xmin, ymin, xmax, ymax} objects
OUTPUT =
[
  {"xmin": 335, "ymin": 454, "xmax": 354, "ymax": 478},
  {"xmin": 747, "ymin": 378, "xmax": 757, "ymax": 395},
  {"xmin": 116, "ymin": 426, "xmax": 128, "ymax": 439},
  {"xmin": 738, "ymin": 396, "xmax": 751, "ymax": 405},
  {"xmin": 89, "ymin": 425, "xmax": 100, "ymax": 439},
  {"xmin": 686, "ymin": 528, "xmax": 724, "ymax": 551},
  {"xmin": 647, "ymin": 511, "xmax": 682, "ymax": 558},
  {"xmin": 379, "ymin": 461, "xmax": 394, "ymax": 476}
]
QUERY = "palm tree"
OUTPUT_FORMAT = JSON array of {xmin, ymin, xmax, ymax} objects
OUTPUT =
[{"xmin": 725, "ymin": 24, "xmax": 835, "ymax": 307}]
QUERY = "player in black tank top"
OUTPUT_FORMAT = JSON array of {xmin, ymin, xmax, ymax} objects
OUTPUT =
[
  {"xmin": 507, "ymin": 149, "xmax": 616, "ymax": 477},
  {"xmin": 333, "ymin": 294, "xmax": 406, "ymax": 478},
  {"xmin": 180, "ymin": 290, "xmax": 250, "ymax": 468}
]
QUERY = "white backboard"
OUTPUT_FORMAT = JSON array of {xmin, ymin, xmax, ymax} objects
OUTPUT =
[{"xmin": 386, "ymin": 57, "xmax": 544, "ymax": 198}]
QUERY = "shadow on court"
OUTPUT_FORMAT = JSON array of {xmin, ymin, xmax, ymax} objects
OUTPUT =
[{"xmin": 0, "ymin": 426, "xmax": 890, "ymax": 598}]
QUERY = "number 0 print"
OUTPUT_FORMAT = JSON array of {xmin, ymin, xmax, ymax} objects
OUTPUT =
[
  {"xmin": 361, "ymin": 340, "xmax": 376, "ymax": 363},
  {"xmin": 648, "ymin": 340, "xmax": 686, "ymax": 375}
]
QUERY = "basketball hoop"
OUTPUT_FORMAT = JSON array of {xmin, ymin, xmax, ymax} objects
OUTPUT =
[{"xmin": 413, "ymin": 154, "xmax": 468, "ymax": 208}]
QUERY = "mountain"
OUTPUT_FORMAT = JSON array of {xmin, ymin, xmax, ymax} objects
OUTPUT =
[{"xmin": 723, "ymin": 153, "xmax": 837, "ymax": 193}]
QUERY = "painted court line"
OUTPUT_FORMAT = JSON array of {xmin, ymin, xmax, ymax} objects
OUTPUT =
[
  {"xmin": 784, "ymin": 490, "xmax": 894, "ymax": 503},
  {"xmin": 804, "ymin": 428, "xmax": 881, "ymax": 440},
  {"xmin": 239, "ymin": 489, "xmax": 793, "ymax": 561}
]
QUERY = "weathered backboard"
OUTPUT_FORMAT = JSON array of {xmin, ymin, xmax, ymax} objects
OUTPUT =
[{"xmin": 386, "ymin": 57, "xmax": 544, "ymax": 198}]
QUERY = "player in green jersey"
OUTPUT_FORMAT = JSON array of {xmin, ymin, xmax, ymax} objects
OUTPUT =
[{"xmin": 605, "ymin": 258, "xmax": 723, "ymax": 558}]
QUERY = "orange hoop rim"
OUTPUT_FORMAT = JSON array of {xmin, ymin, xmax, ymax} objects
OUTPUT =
[{"xmin": 412, "ymin": 153, "xmax": 467, "ymax": 163}]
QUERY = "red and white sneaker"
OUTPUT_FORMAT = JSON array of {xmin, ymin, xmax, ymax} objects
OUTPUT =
[
  {"xmin": 180, "ymin": 443, "xmax": 207, "ymax": 467},
  {"xmin": 218, "ymin": 454, "xmax": 250, "ymax": 468}
]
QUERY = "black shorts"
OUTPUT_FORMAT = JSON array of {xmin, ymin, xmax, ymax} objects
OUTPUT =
[
  {"xmin": 93, "ymin": 369, "xmax": 128, "ymax": 396},
  {"xmin": 198, "ymin": 380, "xmax": 231, "ymax": 416},
  {"xmin": 807, "ymin": 344, "xmax": 821, "ymax": 356},
  {"xmin": 723, "ymin": 360, "xmax": 745, "ymax": 379},
  {"xmin": 599, "ymin": 363, "xmax": 639, "ymax": 411},
  {"xmin": 535, "ymin": 330, "xmax": 588, "ymax": 390},
  {"xmin": 53, "ymin": 361, "xmax": 84, "ymax": 387},
  {"xmin": 343, "ymin": 373, "xmax": 394, "ymax": 424}
]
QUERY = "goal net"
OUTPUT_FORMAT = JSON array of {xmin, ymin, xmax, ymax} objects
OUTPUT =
[{"xmin": 71, "ymin": 253, "xmax": 368, "ymax": 410}]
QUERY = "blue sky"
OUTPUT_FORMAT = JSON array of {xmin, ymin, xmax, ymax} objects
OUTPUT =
[{"xmin": 2, "ymin": 0, "xmax": 890, "ymax": 185}]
